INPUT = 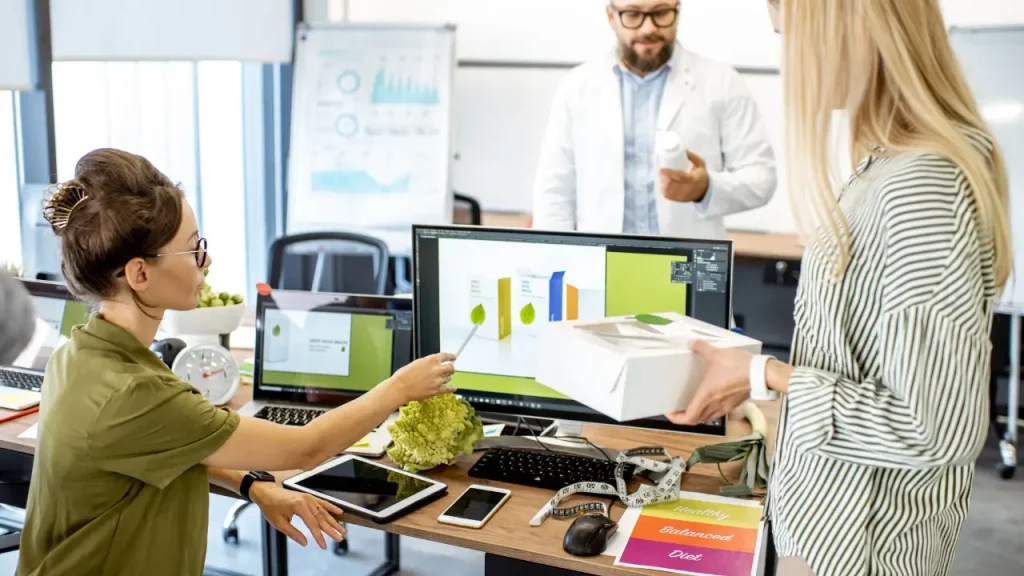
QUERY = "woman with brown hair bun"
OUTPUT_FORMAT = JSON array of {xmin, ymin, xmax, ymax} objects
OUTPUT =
[{"xmin": 18, "ymin": 148, "xmax": 457, "ymax": 576}]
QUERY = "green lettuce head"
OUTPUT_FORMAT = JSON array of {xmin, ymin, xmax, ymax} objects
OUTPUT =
[{"xmin": 387, "ymin": 394, "xmax": 484, "ymax": 473}]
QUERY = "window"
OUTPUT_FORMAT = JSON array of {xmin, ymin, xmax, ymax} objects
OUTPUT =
[
  {"xmin": 0, "ymin": 91, "xmax": 20, "ymax": 269},
  {"xmin": 51, "ymin": 61, "xmax": 249, "ymax": 296}
]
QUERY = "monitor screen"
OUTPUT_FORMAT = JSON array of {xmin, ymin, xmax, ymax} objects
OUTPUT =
[
  {"xmin": 413, "ymin": 226, "xmax": 732, "ymax": 435},
  {"xmin": 254, "ymin": 290, "xmax": 413, "ymax": 405},
  {"xmin": 12, "ymin": 283, "xmax": 89, "ymax": 371}
]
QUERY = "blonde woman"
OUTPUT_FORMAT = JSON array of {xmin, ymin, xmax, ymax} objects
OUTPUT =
[{"xmin": 668, "ymin": 1, "xmax": 1011, "ymax": 575}]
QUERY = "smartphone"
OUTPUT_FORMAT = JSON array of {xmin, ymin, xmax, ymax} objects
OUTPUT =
[{"xmin": 437, "ymin": 485, "xmax": 511, "ymax": 528}]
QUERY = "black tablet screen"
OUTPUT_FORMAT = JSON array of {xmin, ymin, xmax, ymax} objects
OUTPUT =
[{"xmin": 293, "ymin": 459, "xmax": 435, "ymax": 513}]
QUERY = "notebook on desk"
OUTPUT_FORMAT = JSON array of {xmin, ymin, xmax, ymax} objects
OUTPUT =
[
  {"xmin": 238, "ymin": 289, "xmax": 414, "ymax": 457},
  {"xmin": 0, "ymin": 280, "xmax": 89, "ymax": 410}
]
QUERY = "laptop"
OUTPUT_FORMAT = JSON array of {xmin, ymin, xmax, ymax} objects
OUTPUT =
[
  {"xmin": 239, "ymin": 289, "xmax": 414, "ymax": 456},
  {"xmin": 0, "ymin": 280, "xmax": 90, "ymax": 410}
]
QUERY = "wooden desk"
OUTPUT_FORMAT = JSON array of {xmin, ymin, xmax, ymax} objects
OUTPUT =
[
  {"xmin": 479, "ymin": 211, "xmax": 804, "ymax": 262},
  {"xmin": 0, "ymin": 382, "xmax": 780, "ymax": 576}
]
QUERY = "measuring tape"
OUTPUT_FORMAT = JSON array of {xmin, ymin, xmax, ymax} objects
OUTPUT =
[{"xmin": 529, "ymin": 447, "xmax": 686, "ymax": 526}]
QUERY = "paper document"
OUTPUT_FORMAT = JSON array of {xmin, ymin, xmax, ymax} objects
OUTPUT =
[
  {"xmin": 18, "ymin": 423, "xmax": 38, "ymax": 440},
  {"xmin": 603, "ymin": 506, "xmax": 642, "ymax": 557},
  {"xmin": 612, "ymin": 491, "xmax": 765, "ymax": 576}
]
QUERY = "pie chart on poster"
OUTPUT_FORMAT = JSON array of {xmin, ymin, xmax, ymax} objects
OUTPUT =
[
  {"xmin": 335, "ymin": 114, "xmax": 359, "ymax": 138},
  {"xmin": 337, "ymin": 70, "xmax": 361, "ymax": 94}
]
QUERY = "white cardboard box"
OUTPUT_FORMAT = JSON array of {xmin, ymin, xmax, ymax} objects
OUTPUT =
[{"xmin": 535, "ymin": 312, "xmax": 762, "ymax": 422}]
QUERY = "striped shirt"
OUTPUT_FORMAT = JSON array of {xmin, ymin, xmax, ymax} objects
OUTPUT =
[{"xmin": 769, "ymin": 133, "xmax": 998, "ymax": 575}]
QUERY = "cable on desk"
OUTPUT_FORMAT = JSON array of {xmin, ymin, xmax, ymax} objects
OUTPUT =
[{"xmin": 523, "ymin": 416, "xmax": 619, "ymax": 514}]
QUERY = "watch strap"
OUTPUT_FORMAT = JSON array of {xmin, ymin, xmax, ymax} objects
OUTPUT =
[
  {"xmin": 750, "ymin": 354, "xmax": 780, "ymax": 401},
  {"xmin": 240, "ymin": 471, "xmax": 274, "ymax": 502}
]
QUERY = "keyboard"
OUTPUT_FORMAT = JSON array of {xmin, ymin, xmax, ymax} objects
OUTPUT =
[
  {"xmin": 254, "ymin": 405, "xmax": 327, "ymax": 426},
  {"xmin": 468, "ymin": 447, "xmax": 635, "ymax": 493},
  {"xmin": 0, "ymin": 369, "xmax": 43, "ymax": 392}
]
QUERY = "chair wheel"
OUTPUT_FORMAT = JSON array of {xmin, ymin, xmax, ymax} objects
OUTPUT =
[
  {"xmin": 333, "ymin": 539, "xmax": 349, "ymax": 556},
  {"xmin": 222, "ymin": 525, "xmax": 239, "ymax": 544}
]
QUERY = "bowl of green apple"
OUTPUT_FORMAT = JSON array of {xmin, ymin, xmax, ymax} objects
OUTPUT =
[{"xmin": 161, "ymin": 269, "xmax": 245, "ymax": 336}]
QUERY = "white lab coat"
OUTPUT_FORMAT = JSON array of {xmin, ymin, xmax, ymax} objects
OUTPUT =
[{"xmin": 532, "ymin": 46, "xmax": 777, "ymax": 240}]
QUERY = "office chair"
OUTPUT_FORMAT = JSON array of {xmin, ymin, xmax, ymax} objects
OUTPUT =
[
  {"xmin": 223, "ymin": 231, "xmax": 391, "ymax": 555},
  {"xmin": 453, "ymin": 192, "xmax": 482, "ymax": 226},
  {"xmin": 267, "ymin": 231, "xmax": 391, "ymax": 296}
]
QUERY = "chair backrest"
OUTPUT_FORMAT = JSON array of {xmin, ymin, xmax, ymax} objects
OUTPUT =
[
  {"xmin": 453, "ymin": 192, "xmax": 482, "ymax": 226},
  {"xmin": 267, "ymin": 232, "xmax": 391, "ymax": 295}
]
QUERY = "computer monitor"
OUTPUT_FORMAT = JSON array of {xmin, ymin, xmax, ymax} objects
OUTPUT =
[
  {"xmin": 251, "ymin": 289, "xmax": 414, "ymax": 408},
  {"xmin": 9, "ymin": 279, "xmax": 90, "ymax": 371},
  {"xmin": 412, "ymin": 225, "xmax": 733, "ymax": 436}
]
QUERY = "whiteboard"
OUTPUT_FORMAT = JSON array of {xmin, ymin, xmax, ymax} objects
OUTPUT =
[
  {"xmin": 950, "ymin": 26, "xmax": 1024, "ymax": 308},
  {"xmin": 452, "ymin": 66, "xmax": 567, "ymax": 213},
  {"xmin": 287, "ymin": 24, "xmax": 456, "ymax": 256},
  {"xmin": 347, "ymin": 0, "xmax": 780, "ymax": 69}
]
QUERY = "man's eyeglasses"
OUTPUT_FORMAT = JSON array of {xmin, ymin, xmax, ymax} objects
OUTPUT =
[
  {"xmin": 115, "ymin": 237, "xmax": 208, "ymax": 278},
  {"xmin": 612, "ymin": 6, "xmax": 679, "ymax": 30}
]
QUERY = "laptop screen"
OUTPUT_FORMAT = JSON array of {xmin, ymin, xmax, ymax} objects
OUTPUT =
[
  {"xmin": 254, "ymin": 289, "xmax": 413, "ymax": 405},
  {"xmin": 12, "ymin": 282, "xmax": 89, "ymax": 371}
]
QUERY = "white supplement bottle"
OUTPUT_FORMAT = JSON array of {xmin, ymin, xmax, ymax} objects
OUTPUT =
[{"xmin": 655, "ymin": 131, "xmax": 691, "ymax": 172}]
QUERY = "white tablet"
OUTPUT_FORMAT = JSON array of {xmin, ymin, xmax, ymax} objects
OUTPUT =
[{"xmin": 283, "ymin": 455, "xmax": 447, "ymax": 523}]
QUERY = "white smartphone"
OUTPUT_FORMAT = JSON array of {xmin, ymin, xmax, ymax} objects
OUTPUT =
[{"xmin": 437, "ymin": 485, "xmax": 511, "ymax": 528}]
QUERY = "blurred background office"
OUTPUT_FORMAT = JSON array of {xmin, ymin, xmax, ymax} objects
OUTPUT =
[{"xmin": 0, "ymin": 1, "xmax": 1022, "ymax": 575}]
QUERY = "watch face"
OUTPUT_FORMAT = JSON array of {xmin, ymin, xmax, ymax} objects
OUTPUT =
[{"xmin": 252, "ymin": 471, "xmax": 275, "ymax": 482}]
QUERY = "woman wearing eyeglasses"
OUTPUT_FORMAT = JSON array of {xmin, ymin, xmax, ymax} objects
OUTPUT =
[
  {"xmin": 670, "ymin": 1, "xmax": 1012, "ymax": 575},
  {"xmin": 17, "ymin": 148, "xmax": 457, "ymax": 576}
]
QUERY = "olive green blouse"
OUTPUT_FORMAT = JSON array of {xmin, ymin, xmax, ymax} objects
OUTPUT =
[{"xmin": 17, "ymin": 314, "xmax": 240, "ymax": 576}]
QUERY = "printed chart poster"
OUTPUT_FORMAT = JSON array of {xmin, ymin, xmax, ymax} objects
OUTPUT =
[
  {"xmin": 615, "ymin": 493, "xmax": 764, "ymax": 576},
  {"xmin": 288, "ymin": 25, "xmax": 455, "ymax": 254}
]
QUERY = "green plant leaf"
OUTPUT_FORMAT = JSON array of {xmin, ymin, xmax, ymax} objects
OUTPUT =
[
  {"xmin": 520, "ymin": 302, "xmax": 536, "ymax": 325},
  {"xmin": 272, "ymin": 325, "xmax": 281, "ymax": 337},
  {"xmin": 635, "ymin": 314, "xmax": 673, "ymax": 325},
  {"xmin": 470, "ymin": 303, "xmax": 486, "ymax": 325}
]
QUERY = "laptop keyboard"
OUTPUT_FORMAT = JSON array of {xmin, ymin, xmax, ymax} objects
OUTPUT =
[
  {"xmin": 0, "ymin": 369, "xmax": 43, "ymax": 392},
  {"xmin": 254, "ymin": 405, "xmax": 327, "ymax": 426}
]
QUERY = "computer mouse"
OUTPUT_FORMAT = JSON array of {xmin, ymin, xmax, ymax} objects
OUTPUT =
[{"xmin": 563, "ymin": 513, "xmax": 618, "ymax": 557}]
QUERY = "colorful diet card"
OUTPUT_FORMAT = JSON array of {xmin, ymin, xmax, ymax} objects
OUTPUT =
[{"xmin": 614, "ymin": 491, "xmax": 765, "ymax": 576}]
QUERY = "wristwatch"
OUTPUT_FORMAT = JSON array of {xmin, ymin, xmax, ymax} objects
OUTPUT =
[
  {"xmin": 240, "ymin": 471, "xmax": 276, "ymax": 502},
  {"xmin": 749, "ymin": 355, "xmax": 780, "ymax": 401}
]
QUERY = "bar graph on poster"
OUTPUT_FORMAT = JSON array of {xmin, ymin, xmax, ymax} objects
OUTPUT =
[{"xmin": 288, "ymin": 24, "xmax": 456, "ymax": 254}]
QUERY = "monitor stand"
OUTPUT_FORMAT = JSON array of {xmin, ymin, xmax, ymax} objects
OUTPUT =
[{"xmin": 475, "ymin": 415, "xmax": 622, "ymax": 460}]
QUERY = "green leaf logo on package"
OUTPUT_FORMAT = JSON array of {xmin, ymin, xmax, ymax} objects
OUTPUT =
[
  {"xmin": 520, "ymin": 302, "xmax": 536, "ymax": 325},
  {"xmin": 635, "ymin": 314, "xmax": 673, "ymax": 326},
  {"xmin": 470, "ymin": 303, "xmax": 486, "ymax": 325},
  {"xmin": 272, "ymin": 325, "xmax": 281, "ymax": 337}
]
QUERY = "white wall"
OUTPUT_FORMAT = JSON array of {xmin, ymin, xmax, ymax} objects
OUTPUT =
[{"xmin": 338, "ymin": 0, "xmax": 1024, "ymax": 234}]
